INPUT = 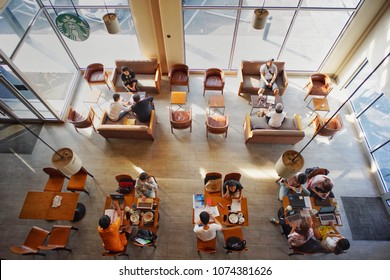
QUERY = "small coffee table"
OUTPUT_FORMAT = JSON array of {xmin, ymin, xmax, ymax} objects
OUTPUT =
[
  {"xmin": 307, "ymin": 97, "xmax": 330, "ymax": 117},
  {"xmin": 250, "ymin": 95, "xmax": 282, "ymax": 116},
  {"xmin": 209, "ymin": 95, "xmax": 225, "ymax": 115},
  {"xmin": 120, "ymin": 91, "xmax": 146, "ymax": 104}
]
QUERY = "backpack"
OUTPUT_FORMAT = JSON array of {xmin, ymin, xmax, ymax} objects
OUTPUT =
[
  {"xmin": 135, "ymin": 229, "xmax": 155, "ymax": 241},
  {"xmin": 225, "ymin": 236, "xmax": 246, "ymax": 251}
]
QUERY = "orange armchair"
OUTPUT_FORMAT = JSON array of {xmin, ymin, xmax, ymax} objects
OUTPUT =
[
  {"xmin": 67, "ymin": 107, "xmax": 96, "ymax": 133},
  {"xmin": 169, "ymin": 64, "xmax": 189, "ymax": 91},
  {"xmin": 304, "ymin": 73, "xmax": 333, "ymax": 101},
  {"xmin": 313, "ymin": 113, "xmax": 344, "ymax": 140},
  {"xmin": 169, "ymin": 107, "xmax": 192, "ymax": 133},
  {"xmin": 84, "ymin": 63, "xmax": 111, "ymax": 90},
  {"xmin": 203, "ymin": 68, "xmax": 225, "ymax": 96},
  {"xmin": 206, "ymin": 114, "xmax": 229, "ymax": 138}
]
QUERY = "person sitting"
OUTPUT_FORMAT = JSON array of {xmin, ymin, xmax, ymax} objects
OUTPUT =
[
  {"xmin": 121, "ymin": 66, "xmax": 139, "ymax": 92},
  {"xmin": 193, "ymin": 211, "xmax": 222, "ymax": 241},
  {"xmin": 258, "ymin": 58, "xmax": 279, "ymax": 96},
  {"xmin": 98, "ymin": 199, "xmax": 132, "ymax": 253},
  {"xmin": 306, "ymin": 174, "xmax": 335, "ymax": 200},
  {"xmin": 131, "ymin": 94, "xmax": 155, "ymax": 123},
  {"xmin": 108, "ymin": 93, "xmax": 131, "ymax": 121},
  {"xmin": 278, "ymin": 172, "xmax": 310, "ymax": 201},
  {"xmin": 135, "ymin": 172, "xmax": 158, "ymax": 199},
  {"xmin": 313, "ymin": 222, "xmax": 350, "ymax": 255},
  {"xmin": 270, "ymin": 211, "xmax": 322, "ymax": 254},
  {"xmin": 266, "ymin": 103, "xmax": 286, "ymax": 128},
  {"xmin": 222, "ymin": 180, "xmax": 244, "ymax": 201}
]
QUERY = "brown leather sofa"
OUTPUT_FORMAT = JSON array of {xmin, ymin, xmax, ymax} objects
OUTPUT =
[
  {"xmin": 238, "ymin": 60, "xmax": 288, "ymax": 96},
  {"xmin": 110, "ymin": 59, "xmax": 161, "ymax": 93},
  {"xmin": 244, "ymin": 113, "xmax": 304, "ymax": 144},
  {"xmin": 97, "ymin": 110, "xmax": 157, "ymax": 140}
]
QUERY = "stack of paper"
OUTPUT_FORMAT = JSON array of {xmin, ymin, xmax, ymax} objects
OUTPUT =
[
  {"xmin": 193, "ymin": 194, "xmax": 204, "ymax": 209},
  {"xmin": 231, "ymin": 199, "xmax": 241, "ymax": 212}
]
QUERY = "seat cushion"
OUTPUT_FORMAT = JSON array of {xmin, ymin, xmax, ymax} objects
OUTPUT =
[
  {"xmin": 205, "ymin": 76, "xmax": 223, "ymax": 87},
  {"xmin": 208, "ymin": 115, "xmax": 226, "ymax": 127},
  {"xmin": 89, "ymin": 71, "xmax": 105, "ymax": 82},
  {"xmin": 172, "ymin": 110, "xmax": 190, "ymax": 122},
  {"xmin": 171, "ymin": 72, "xmax": 188, "ymax": 83}
]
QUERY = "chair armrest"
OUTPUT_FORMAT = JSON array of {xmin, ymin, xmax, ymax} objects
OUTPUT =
[
  {"xmin": 281, "ymin": 69, "xmax": 288, "ymax": 87},
  {"xmin": 148, "ymin": 110, "xmax": 157, "ymax": 137},
  {"xmin": 244, "ymin": 113, "xmax": 252, "ymax": 143},
  {"xmin": 110, "ymin": 69, "xmax": 119, "ymax": 91},
  {"xmin": 154, "ymin": 66, "xmax": 161, "ymax": 93},
  {"xmin": 293, "ymin": 114, "xmax": 303, "ymax": 131},
  {"xmin": 100, "ymin": 111, "xmax": 109, "ymax": 125}
]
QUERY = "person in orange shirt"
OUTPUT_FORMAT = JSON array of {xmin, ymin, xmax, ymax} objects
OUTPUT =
[{"xmin": 98, "ymin": 199, "xmax": 132, "ymax": 253}]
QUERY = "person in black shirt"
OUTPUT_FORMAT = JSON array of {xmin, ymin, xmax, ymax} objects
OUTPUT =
[
  {"xmin": 121, "ymin": 66, "xmax": 139, "ymax": 92},
  {"xmin": 131, "ymin": 93, "xmax": 155, "ymax": 123},
  {"xmin": 222, "ymin": 180, "xmax": 244, "ymax": 201}
]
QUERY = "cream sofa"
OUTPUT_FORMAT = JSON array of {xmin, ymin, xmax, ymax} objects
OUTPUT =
[
  {"xmin": 97, "ymin": 110, "xmax": 157, "ymax": 140},
  {"xmin": 237, "ymin": 60, "xmax": 288, "ymax": 96},
  {"xmin": 244, "ymin": 113, "xmax": 304, "ymax": 144},
  {"xmin": 110, "ymin": 59, "xmax": 161, "ymax": 93}
]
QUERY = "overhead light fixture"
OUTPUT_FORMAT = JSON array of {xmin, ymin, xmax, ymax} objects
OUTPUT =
[
  {"xmin": 49, "ymin": 0, "xmax": 90, "ymax": 41},
  {"xmin": 102, "ymin": 0, "xmax": 121, "ymax": 34},
  {"xmin": 252, "ymin": 0, "xmax": 269, "ymax": 30}
]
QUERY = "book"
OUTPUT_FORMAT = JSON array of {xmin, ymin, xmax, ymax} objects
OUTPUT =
[
  {"xmin": 104, "ymin": 209, "xmax": 124, "ymax": 224},
  {"xmin": 193, "ymin": 194, "xmax": 204, "ymax": 209},
  {"xmin": 135, "ymin": 237, "xmax": 151, "ymax": 245}
]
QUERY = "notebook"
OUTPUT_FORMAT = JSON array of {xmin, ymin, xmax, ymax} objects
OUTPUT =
[
  {"xmin": 288, "ymin": 194, "xmax": 306, "ymax": 208},
  {"xmin": 137, "ymin": 198, "xmax": 154, "ymax": 209},
  {"xmin": 319, "ymin": 206, "xmax": 337, "ymax": 225}
]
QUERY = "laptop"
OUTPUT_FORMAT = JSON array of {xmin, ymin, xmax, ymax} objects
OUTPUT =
[
  {"xmin": 288, "ymin": 194, "xmax": 306, "ymax": 209},
  {"xmin": 285, "ymin": 210, "xmax": 302, "ymax": 224},
  {"xmin": 315, "ymin": 197, "xmax": 331, "ymax": 206},
  {"xmin": 110, "ymin": 193, "xmax": 124, "ymax": 200},
  {"xmin": 136, "ymin": 198, "xmax": 154, "ymax": 210},
  {"xmin": 318, "ymin": 206, "xmax": 337, "ymax": 225}
]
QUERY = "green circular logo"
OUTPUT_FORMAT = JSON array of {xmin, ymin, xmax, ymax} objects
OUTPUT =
[{"xmin": 56, "ymin": 13, "xmax": 90, "ymax": 42}]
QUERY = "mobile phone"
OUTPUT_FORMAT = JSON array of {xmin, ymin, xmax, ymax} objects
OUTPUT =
[{"xmin": 227, "ymin": 205, "xmax": 231, "ymax": 211}]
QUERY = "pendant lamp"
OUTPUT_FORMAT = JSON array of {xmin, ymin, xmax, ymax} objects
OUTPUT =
[
  {"xmin": 102, "ymin": 0, "xmax": 120, "ymax": 34},
  {"xmin": 252, "ymin": 0, "xmax": 269, "ymax": 30}
]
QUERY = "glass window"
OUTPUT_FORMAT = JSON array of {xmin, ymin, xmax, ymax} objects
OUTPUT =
[
  {"xmin": 183, "ymin": 0, "xmax": 239, "ymax": 6},
  {"xmin": 372, "ymin": 141, "xmax": 390, "ymax": 191},
  {"xmin": 184, "ymin": 9, "xmax": 237, "ymax": 69},
  {"xmin": 12, "ymin": 11, "xmax": 76, "ymax": 117},
  {"xmin": 280, "ymin": 10, "xmax": 351, "ymax": 71},
  {"xmin": 301, "ymin": 0, "xmax": 361, "ymax": 8},
  {"xmin": 0, "ymin": 0, "xmax": 39, "ymax": 56},
  {"xmin": 232, "ymin": 10, "xmax": 294, "ymax": 69},
  {"xmin": 48, "ymin": 8, "xmax": 141, "ymax": 67},
  {"xmin": 41, "ymin": 0, "xmax": 129, "ymax": 6},
  {"xmin": 243, "ymin": 0, "xmax": 299, "ymax": 7},
  {"xmin": 358, "ymin": 96, "xmax": 390, "ymax": 150}
]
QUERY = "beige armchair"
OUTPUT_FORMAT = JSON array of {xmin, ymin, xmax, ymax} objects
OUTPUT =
[{"xmin": 313, "ymin": 113, "xmax": 343, "ymax": 140}]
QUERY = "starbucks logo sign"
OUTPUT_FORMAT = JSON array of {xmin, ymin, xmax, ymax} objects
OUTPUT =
[{"xmin": 56, "ymin": 13, "xmax": 90, "ymax": 42}]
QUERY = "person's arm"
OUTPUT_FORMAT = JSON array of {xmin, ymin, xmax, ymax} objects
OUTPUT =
[
  {"xmin": 210, "ymin": 214, "xmax": 222, "ymax": 226},
  {"xmin": 270, "ymin": 66, "xmax": 277, "ymax": 84},
  {"xmin": 260, "ymin": 65, "xmax": 268, "ymax": 84}
]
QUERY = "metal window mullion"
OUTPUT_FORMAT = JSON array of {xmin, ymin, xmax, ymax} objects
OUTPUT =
[
  {"xmin": 42, "ymin": 8, "xmax": 80, "ymax": 69},
  {"xmin": 228, "ymin": 0, "xmax": 243, "ymax": 70},
  {"xmin": 355, "ymin": 93, "xmax": 383, "ymax": 118}
]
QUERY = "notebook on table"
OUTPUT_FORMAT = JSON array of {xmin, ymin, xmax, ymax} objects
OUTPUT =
[{"xmin": 318, "ymin": 206, "xmax": 337, "ymax": 225}]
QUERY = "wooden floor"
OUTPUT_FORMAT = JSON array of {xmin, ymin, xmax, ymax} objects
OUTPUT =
[{"xmin": 0, "ymin": 74, "xmax": 389, "ymax": 260}]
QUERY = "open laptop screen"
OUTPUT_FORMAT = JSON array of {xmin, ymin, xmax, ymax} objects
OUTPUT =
[{"xmin": 319, "ymin": 206, "xmax": 336, "ymax": 214}]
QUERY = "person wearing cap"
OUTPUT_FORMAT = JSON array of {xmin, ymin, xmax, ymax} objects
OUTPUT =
[
  {"xmin": 135, "ymin": 172, "xmax": 158, "ymax": 199},
  {"xmin": 277, "ymin": 172, "xmax": 310, "ymax": 201},
  {"xmin": 98, "ymin": 199, "xmax": 132, "ymax": 253},
  {"xmin": 266, "ymin": 102, "xmax": 286, "ymax": 128},
  {"xmin": 258, "ymin": 58, "xmax": 279, "ymax": 96}
]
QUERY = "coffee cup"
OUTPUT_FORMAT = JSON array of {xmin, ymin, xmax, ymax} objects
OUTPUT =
[
  {"xmin": 286, "ymin": 205, "xmax": 292, "ymax": 211},
  {"xmin": 238, "ymin": 217, "xmax": 245, "ymax": 224}
]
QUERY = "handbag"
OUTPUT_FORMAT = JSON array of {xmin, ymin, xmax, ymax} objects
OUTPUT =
[{"xmin": 205, "ymin": 178, "xmax": 222, "ymax": 193}]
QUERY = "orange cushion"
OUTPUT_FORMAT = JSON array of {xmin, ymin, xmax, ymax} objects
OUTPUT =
[
  {"xmin": 326, "ymin": 119, "xmax": 341, "ymax": 129},
  {"xmin": 172, "ymin": 111, "xmax": 190, "ymax": 122},
  {"xmin": 208, "ymin": 115, "xmax": 226, "ymax": 127}
]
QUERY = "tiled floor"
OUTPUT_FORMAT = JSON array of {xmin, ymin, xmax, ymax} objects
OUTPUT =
[{"xmin": 1, "ymin": 74, "xmax": 389, "ymax": 260}]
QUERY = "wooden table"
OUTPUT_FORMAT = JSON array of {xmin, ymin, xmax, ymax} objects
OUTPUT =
[
  {"xmin": 119, "ymin": 91, "xmax": 146, "ymax": 103},
  {"xmin": 307, "ymin": 97, "xmax": 330, "ymax": 117},
  {"xmin": 250, "ymin": 95, "xmax": 282, "ymax": 116},
  {"xmin": 19, "ymin": 191, "xmax": 80, "ymax": 220},
  {"xmin": 170, "ymin": 91, "xmax": 187, "ymax": 110},
  {"xmin": 208, "ymin": 95, "xmax": 225, "ymax": 115},
  {"xmin": 282, "ymin": 195, "xmax": 341, "ymax": 227},
  {"xmin": 104, "ymin": 196, "xmax": 160, "ymax": 235},
  {"xmin": 193, "ymin": 194, "xmax": 249, "ymax": 227}
]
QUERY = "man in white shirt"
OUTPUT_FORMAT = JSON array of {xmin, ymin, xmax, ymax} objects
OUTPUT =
[
  {"xmin": 258, "ymin": 58, "xmax": 279, "ymax": 96},
  {"xmin": 266, "ymin": 103, "xmax": 286, "ymax": 128},
  {"xmin": 193, "ymin": 211, "xmax": 222, "ymax": 241},
  {"xmin": 108, "ymin": 93, "xmax": 131, "ymax": 121}
]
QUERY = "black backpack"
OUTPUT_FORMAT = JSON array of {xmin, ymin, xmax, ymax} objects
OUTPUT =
[
  {"xmin": 135, "ymin": 229, "xmax": 155, "ymax": 241},
  {"xmin": 225, "ymin": 236, "xmax": 246, "ymax": 251}
]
